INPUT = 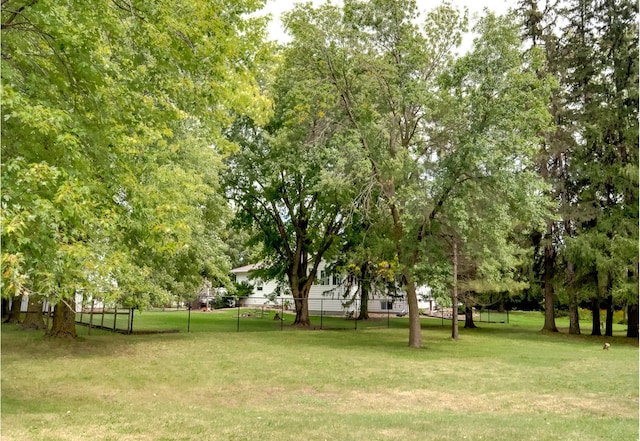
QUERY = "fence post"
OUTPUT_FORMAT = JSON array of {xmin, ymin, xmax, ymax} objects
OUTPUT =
[
  {"xmin": 188, "ymin": 304, "xmax": 191, "ymax": 333},
  {"xmin": 101, "ymin": 303, "xmax": 105, "ymax": 328},
  {"xmin": 507, "ymin": 309, "xmax": 509, "ymax": 324},
  {"xmin": 280, "ymin": 298, "xmax": 284, "ymax": 331},
  {"xmin": 354, "ymin": 297, "xmax": 358, "ymax": 330},
  {"xmin": 441, "ymin": 308, "xmax": 444, "ymax": 326},
  {"xmin": 88, "ymin": 299, "xmax": 94, "ymax": 335},
  {"xmin": 320, "ymin": 298, "xmax": 323, "ymax": 330},
  {"xmin": 45, "ymin": 302, "xmax": 51, "ymax": 331},
  {"xmin": 237, "ymin": 302, "xmax": 240, "ymax": 332},
  {"xmin": 113, "ymin": 306, "xmax": 118, "ymax": 331},
  {"xmin": 488, "ymin": 308, "xmax": 491, "ymax": 324},
  {"xmin": 129, "ymin": 308, "xmax": 134, "ymax": 334},
  {"xmin": 387, "ymin": 297, "xmax": 390, "ymax": 328}
]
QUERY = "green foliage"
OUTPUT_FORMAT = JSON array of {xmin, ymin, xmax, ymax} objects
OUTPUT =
[
  {"xmin": 430, "ymin": 11, "xmax": 554, "ymax": 282},
  {"xmin": 274, "ymin": 1, "xmax": 554, "ymax": 343},
  {"xmin": 224, "ymin": 16, "xmax": 369, "ymax": 320},
  {"xmin": 234, "ymin": 280, "xmax": 254, "ymax": 298},
  {"xmin": 519, "ymin": 0, "xmax": 639, "ymax": 315},
  {"xmin": 1, "ymin": 0, "xmax": 270, "ymax": 311}
]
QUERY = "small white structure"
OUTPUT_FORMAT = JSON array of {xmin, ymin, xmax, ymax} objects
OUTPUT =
[
  {"xmin": 231, "ymin": 261, "xmax": 437, "ymax": 317},
  {"xmin": 13, "ymin": 291, "xmax": 103, "ymax": 313}
]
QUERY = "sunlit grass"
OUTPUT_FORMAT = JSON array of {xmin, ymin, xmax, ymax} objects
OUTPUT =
[{"xmin": 2, "ymin": 311, "xmax": 637, "ymax": 441}]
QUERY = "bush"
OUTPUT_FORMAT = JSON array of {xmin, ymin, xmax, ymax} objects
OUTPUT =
[
  {"xmin": 212, "ymin": 295, "xmax": 235, "ymax": 309},
  {"xmin": 234, "ymin": 281, "xmax": 254, "ymax": 298},
  {"xmin": 615, "ymin": 309, "xmax": 627, "ymax": 325},
  {"xmin": 578, "ymin": 308, "xmax": 627, "ymax": 324}
]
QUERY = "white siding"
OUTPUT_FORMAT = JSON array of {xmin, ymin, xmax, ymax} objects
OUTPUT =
[{"xmin": 231, "ymin": 260, "xmax": 438, "ymax": 315}]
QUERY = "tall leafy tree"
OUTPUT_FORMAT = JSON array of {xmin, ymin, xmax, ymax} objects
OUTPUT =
[
  {"xmin": 519, "ymin": 0, "xmax": 638, "ymax": 337},
  {"xmin": 566, "ymin": 0, "xmax": 638, "ymax": 337},
  {"xmin": 1, "ymin": 0, "xmax": 270, "ymax": 336},
  {"xmin": 224, "ymin": 31, "xmax": 368, "ymax": 325},
  {"xmin": 282, "ymin": 1, "xmax": 552, "ymax": 347},
  {"xmin": 518, "ymin": 0, "xmax": 573, "ymax": 333},
  {"xmin": 280, "ymin": 0, "xmax": 467, "ymax": 346},
  {"xmin": 429, "ymin": 11, "xmax": 553, "ymax": 339}
]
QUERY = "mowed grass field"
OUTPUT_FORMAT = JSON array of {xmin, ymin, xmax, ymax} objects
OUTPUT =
[{"xmin": 2, "ymin": 311, "xmax": 638, "ymax": 441}]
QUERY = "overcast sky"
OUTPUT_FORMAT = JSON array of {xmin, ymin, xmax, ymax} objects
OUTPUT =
[{"xmin": 260, "ymin": 0, "xmax": 514, "ymax": 46}]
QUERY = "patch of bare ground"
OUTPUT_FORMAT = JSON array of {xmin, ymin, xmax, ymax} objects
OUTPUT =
[
  {"xmin": 338, "ymin": 389, "xmax": 637, "ymax": 418},
  {"xmin": 139, "ymin": 382, "xmax": 636, "ymax": 420}
]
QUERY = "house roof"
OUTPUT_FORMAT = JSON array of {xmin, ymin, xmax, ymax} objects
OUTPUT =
[{"xmin": 230, "ymin": 263, "xmax": 262, "ymax": 274}]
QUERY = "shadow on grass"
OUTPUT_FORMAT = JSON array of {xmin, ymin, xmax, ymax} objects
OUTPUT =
[
  {"xmin": 2, "ymin": 310, "xmax": 636, "ymax": 362},
  {"xmin": 428, "ymin": 317, "xmax": 639, "ymax": 349}
]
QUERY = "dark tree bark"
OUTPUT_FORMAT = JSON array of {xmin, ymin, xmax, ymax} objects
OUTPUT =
[
  {"xmin": 590, "ymin": 297, "xmax": 602, "ymax": 336},
  {"xmin": 568, "ymin": 290, "xmax": 581, "ymax": 335},
  {"xmin": 21, "ymin": 295, "xmax": 45, "ymax": 330},
  {"xmin": 1, "ymin": 297, "xmax": 10, "ymax": 320},
  {"xmin": 464, "ymin": 304, "xmax": 477, "ymax": 329},
  {"xmin": 451, "ymin": 242, "xmax": 459, "ymax": 341},
  {"xmin": 627, "ymin": 303, "xmax": 638, "ymax": 338},
  {"xmin": 604, "ymin": 294, "xmax": 614, "ymax": 337},
  {"xmin": 4, "ymin": 295, "xmax": 22, "ymax": 324},
  {"xmin": 357, "ymin": 262, "xmax": 370, "ymax": 320},
  {"xmin": 566, "ymin": 262, "xmax": 580, "ymax": 335},
  {"xmin": 542, "ymin": 244, "xmax": 558, "ymax": 332},
  {"xmin": 289, "ymin": 248, "xmax": 326, "ymax": 327},
  {"xmin": 290, "ymin": 262, "xmax": 313, "ymax": 326},
  {"xmin": 292, "ymin": 294, "xmax": 310, "ymax": 326},
  {"xmin": 48, "ymin": 301, "xmax": 77, "ymax": 338}
]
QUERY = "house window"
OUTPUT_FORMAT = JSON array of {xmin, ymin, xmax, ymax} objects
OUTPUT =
[
  {"xmin": 315, "ymin": 271, "xmax": 330, "ymax": 286},
  {"xmin": 380, "ymin": 301, "xmax": 393, "ymax": 310},
  {"xmin": 256, "ymin": 279, "xmax": 264, "ymax": 291},
  {"xmin": 332, "ymin": 275, "xmax": 343, "ymax": 286}
]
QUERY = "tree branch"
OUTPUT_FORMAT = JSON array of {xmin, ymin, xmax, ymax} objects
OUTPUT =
[{"xmin": 1, "ymin": 0, "xmax": 38, "ymax": 29}]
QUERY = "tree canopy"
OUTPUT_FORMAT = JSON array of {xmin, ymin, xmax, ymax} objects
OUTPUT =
[
  {"xmin": 1, "ymin": 0, "xmax": 270, "ymax": 335},
  {"xmin": 223, "ymin": 0, "xmax": 555, "ymax": 346},
  {"xmin": 2, "ymin": 0, "xmax": 636, "ymax": 342}
]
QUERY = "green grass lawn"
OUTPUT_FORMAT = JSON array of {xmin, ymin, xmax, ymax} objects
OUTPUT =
[{"xmin": 2, "ymin": 311, "xmax": 638, "ymax": 441}]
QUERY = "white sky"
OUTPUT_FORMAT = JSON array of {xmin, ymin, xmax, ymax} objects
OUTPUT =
[{"xmin": 261, "ymin": 0, "xmax": 515, "ymax": 46}]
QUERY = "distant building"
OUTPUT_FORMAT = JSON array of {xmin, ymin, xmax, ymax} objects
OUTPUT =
[{"xmin": 231, "ymin": 261, "xmax": 437, "ymax": 316}]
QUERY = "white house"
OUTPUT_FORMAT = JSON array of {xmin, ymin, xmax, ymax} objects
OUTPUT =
[{"xmin": 231, "ymin": 261, "xmax": 437, "ymax": 317}]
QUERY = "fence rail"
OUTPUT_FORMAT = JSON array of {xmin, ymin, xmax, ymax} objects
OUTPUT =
[
  {"xmin": 476, "ymin": 308, "xmax": 510, "ymax": 324},
  {"xmin": 6, "ymin": 297, "xmax": 509, "ymax": 334},
  {"xmin": 76, "ymin": 303, "xmax": 134, "ymax": 334},
  {"xmin": 180, "ymin": 296, "xmax": 442, "ymax": 333}
]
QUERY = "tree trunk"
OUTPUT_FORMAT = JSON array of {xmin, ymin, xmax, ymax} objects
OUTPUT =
[
  {"xmin": 292, "ymin": 290, "xmax": 311, "ymax": 326},
  {"xmin": 403, "ymin": 268, "xmax": 422, "ymax": 348},
  {"xmin": 566, "ymin": 262, "xmax": 580, "ymax": 335},
  {"xmin": 4, "ymin": 295, "xmax": 22, "ymax": 324},
  {"xmin": 464, "ymin": 304, "xmax": 477, "ymax": 329},
  {"xmin": 627, "ymin": 303, "xmax": 638, "ymax": 338},
  {"xmin": 590, "ymin": 297, "xmax": 602, "ymax": 336},
  {"xmin": 542, "ymin": 244, "xmax": 558, "ymax": 332},
  {"xmin": 21, "ymin": 295, "xmax": 45, "ymax": 331},
  {"xmin": 568, "ymin": 290, "xmax": 581, "ymax": 335},
  {"xmin": 604, "ymin": 294, "xmax": 614, "ymax": 337},
  {"xmin": 357, "ymin": 262, "xmax": 370, "ymax": 320},
  {"xmin": 451, "ymin": 242, "xmax": 459, "ymax": 341},
  {"xmin": 593, "ymin": 270, "xmax": 610, "ymax": 336},
  {"xmin": 48, "ymin": 301, "xmax": 77, "ymax": 338},
  {"xmin": 2, "ymin": 297, "xmax": 10, "ymax": 320}
]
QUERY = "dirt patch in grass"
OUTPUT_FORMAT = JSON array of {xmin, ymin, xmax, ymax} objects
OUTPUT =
[{"xmin": 339, "ymin": 389, "xmax": 636, "ymax": 419}]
